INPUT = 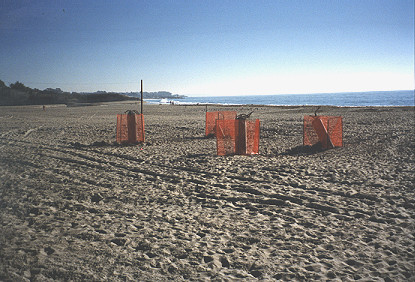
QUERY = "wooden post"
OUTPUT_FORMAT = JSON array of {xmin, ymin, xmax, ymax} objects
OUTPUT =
[{"xmin": 140, "ymin": 80, "xmax": 143, "ymax": 115}]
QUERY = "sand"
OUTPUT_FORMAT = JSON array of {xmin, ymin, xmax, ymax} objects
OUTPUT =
[{"xmin": 0, "ymin": 102, "xmax": 414, "ymax": 281}]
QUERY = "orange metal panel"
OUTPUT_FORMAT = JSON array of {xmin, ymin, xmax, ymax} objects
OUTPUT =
[
  {"xmin": 216, "ymin": 119, "xmax": 260, "ymax": 156},
  {"xmin": 245, "ymin": 119, "xmax": 260, "ymax": 155},
  {"xmin": 116, "ymin": 114, "xmax": 145, "ymax": 144},
  {"xmin": 206, "ymin": 111, "xmax": 237, "ymax": 136},
  {"xmin": 311, "ymin": 117, "xmax": 333, "ymax": 149},
  {"xmin": 216, "ymin": 119, "xmax": 237, "ymax": 156},
  {"xmin": 304, "ymin": 116, "xmax": 342, "ymax": 149}
]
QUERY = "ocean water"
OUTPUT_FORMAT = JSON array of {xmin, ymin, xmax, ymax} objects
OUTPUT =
[{"xmin": 148, "ymin": 90, "xmax": 414, "ymax": 107}]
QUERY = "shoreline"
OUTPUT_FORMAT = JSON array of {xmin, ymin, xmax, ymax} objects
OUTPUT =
[
  {"xmin": 173, "ymin": 103, "xmax": 415, "ymax": 108},
  {"xmin": 145, "ymin": 90, "xmax": 415, "ymax": 107},
  {"xmin": 2, "ymin": 101, "xmax": 414, "ymax": 109}
]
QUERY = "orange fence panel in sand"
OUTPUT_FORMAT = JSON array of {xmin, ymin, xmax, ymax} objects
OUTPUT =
[
  {"xmin": 205, "ymin": 111, "xmax": 237, "ymax": 136},
  {"xmin": 303, "ymin": 116, "xmax": 342, "ymax": 149},
  {"xmin": 116, "ymin": 114, "xmax": 145, "ymax": 144},
  {"xmin": 216, "ymin": 119, "xmax": 260, "ymax": 156}
]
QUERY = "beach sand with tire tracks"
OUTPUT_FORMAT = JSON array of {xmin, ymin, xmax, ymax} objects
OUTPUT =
[{"xmin": 1, "ymin": 102, "xmax": 414, "ymax": 280}]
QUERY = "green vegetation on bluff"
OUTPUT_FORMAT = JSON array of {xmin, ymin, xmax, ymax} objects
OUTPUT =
[
  {"xmin": 0, "ymin": 80, "xmax": 185, "ymax": 106},
  {"xmin": 0, "ymin": 80, "xmax": 136, "ymax": 106}
]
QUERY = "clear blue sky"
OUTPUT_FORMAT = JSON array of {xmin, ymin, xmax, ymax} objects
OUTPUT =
[{"xmin": 1, "ymin": 0, "xmax": 414, "ymax": 96}]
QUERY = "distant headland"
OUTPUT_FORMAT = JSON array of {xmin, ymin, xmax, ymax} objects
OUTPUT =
[{"xmin": 0, "ymin": 80, "xmax": 185, "ymax": 106}]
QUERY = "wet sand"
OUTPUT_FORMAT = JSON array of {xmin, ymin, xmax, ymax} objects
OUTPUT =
[{"xmin": 1, "ymin": 102, "xmax": 414, "ymax": 281}]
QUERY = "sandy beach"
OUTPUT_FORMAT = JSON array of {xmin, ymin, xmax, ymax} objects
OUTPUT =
[{"xmin": 0, "ymin": 102, "xmax": 414, "ymax": 281}]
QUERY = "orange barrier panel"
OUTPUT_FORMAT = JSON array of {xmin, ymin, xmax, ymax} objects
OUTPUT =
[
  {"xmin": 116, "ymin": 113, "xmax": 145, "ymax": 144},
  {"xmin": 303, "ymin": 116, "xmax": 342, "ymax": 149},
  {"xmin": 205, "ymin": 111, "xmax": 237, "ymax": 136},
  {"xmin": 216, "ymin": 119, "xmax": 260, "ymax": 155}
]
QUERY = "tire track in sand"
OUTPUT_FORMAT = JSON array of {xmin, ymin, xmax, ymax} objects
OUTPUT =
[{"xmin": 0, "ymin": 137, "xmax": 400, "ymax": 225}]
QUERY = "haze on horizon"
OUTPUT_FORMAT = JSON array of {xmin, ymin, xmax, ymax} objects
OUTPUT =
[{"xmin": 1, "ymin": 0, "xmax": 414, "ymax": 97}]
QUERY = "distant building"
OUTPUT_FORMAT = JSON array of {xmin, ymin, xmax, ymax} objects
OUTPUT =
[{"xmin": 45, "ymin": 88, "xmax": 63, "ymax": 93}]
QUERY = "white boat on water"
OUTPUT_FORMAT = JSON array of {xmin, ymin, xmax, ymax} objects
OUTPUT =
[{"xmin": 159, "ymin": 98, "xmax": 172, "ymax": 105}]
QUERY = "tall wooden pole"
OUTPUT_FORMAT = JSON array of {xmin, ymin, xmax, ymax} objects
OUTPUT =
[{"xmin": 140, "ymin": 80, "xmax": 143, "ymax": 115}]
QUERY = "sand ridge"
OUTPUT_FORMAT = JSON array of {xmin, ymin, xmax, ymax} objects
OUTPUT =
[{"xmin": 0, "ymin": 103, "xmax": 414, "ymax": 280}]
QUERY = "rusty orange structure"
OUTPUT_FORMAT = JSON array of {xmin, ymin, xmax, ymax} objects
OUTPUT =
[
  {"xmin": 205, "ymin": 111, "xmax": 237, "ymax": 137},
  {"xmin": 303, "ymin": 116, "xmax": 342, "ymax": 149},
  {"xmin": 215, "ymin": 119, "xmax": 260, "ymax": 156},
  {"xmin": 116, "ymin": 112, "xmax": 145, "ymax": 144}
]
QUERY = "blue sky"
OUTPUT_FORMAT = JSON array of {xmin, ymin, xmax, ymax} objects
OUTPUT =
[{"xmin": 1, "ymin": 0, "xmax": 413, "ymax": 96}]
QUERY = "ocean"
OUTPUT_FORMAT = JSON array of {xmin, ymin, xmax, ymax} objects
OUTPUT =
[{"xmin": 147, "ymin": 90, "xmax": 414, "ymax": 107}]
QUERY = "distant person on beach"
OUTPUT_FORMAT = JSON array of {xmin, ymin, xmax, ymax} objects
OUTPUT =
[{"xmin": 43, "ymin": 105, "xmax": 46, "ymax": 111}]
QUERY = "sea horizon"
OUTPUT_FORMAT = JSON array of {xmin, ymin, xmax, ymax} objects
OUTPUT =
[
  {"xmin": 147, "ymin": 90, "xmax": 415, "ymax": 107},
  {"xmin": 185, "ymin": 89, "xmax": 414, "ymax": 97}
]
